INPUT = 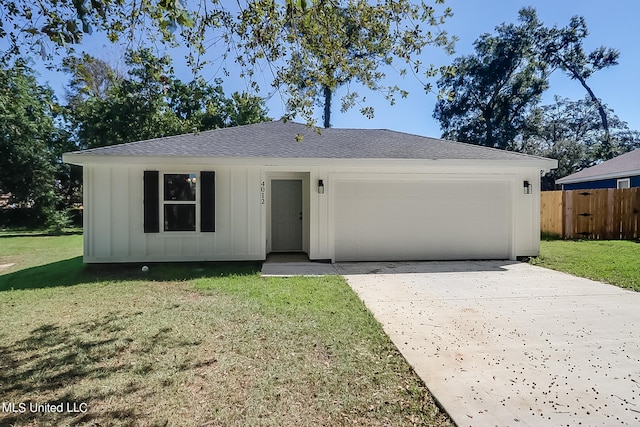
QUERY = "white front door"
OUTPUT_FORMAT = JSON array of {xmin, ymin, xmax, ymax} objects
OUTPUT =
[{"xmin": 271, "ymin": 179, "xmax": 303, "ymax": 251}]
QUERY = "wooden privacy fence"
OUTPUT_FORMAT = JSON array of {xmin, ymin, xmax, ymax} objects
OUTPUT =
[{"xmin": 541, "ymin": 189, "xmax": 640, "ymax": 240}]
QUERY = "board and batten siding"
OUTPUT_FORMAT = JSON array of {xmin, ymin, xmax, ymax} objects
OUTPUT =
[
  {"xmin": 81, "ymin": 162, "xmax": 544, "ymax": 263},
  {"xmin": 83, "ymin": 164, "xmax": 264, "ymax": 262}
]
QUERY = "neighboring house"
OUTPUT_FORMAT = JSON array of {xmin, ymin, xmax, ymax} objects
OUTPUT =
[
  {"xmin": 63, "ymin": 121, "xmax": 557, "ymax": 263},
  {"xmin": 556, "ymin": 149, "xmax": 640, "ymax": 190}
]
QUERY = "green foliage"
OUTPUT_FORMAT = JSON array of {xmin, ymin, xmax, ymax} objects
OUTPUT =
[
  {"xmin": 515, "ymin": 96, "xmax": 640, "ymax": 187},
  {"xmin": 0, "ymin": 60, "xmax": 63, "ymax": 225},
  {"xmin": 1, "ymin": 0, "xmax": 455, "ymax": 126},
  {"xmin": 44, "ymin": 209, "xmax": 73, "ymax": 234},
  {"xmin": 537, "ymin": 14, "xmax": 619, "ymax": 155},
  {"xmin": 0, "ymin": 49, "xmax": 269, "ymax": 229},
  {"xmin": 167, "ymin": 79, "xmax": 270, "ymax": 129},
  {"xmin": 227, "ymin": 92, "xmax": 271, "ymax": 126},
  {"xmin": 0, "ymin": 0, "xmax": 193, "ymax": 59},
  {"xmin": 62, "ymin": 53, "xmax": 119, "ymax": 101},
  {"xmin": 65, "ymin": 49, "xmax": 271, "ymax": 148},
  {"xmin": 237, "ymin": 0, "xmax": 455, "ymax": 126},
  {"xmin": 434, "ymin": 7, "xmax": 623, "ymax": 156},
  {"xmin": 434, "ymin": 8, "xmax": 548, "ymax": 149}
]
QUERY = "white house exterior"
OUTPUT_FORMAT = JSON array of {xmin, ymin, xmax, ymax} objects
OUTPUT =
[{"xmin": 63, "ymin": 121, "xmax": 557, "ymax": 263}]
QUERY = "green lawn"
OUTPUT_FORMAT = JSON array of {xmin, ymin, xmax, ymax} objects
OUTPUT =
[
  {"xmin": 531, "ymin": 239, "xmax": 640, "ymax": 291},
  {"xmin": 0, "ymin": 234, "xmax": 84, "ymax": 291},
  {"xmin": 0, "ymin": 235, "xmax": 451, "ymax": 426}
]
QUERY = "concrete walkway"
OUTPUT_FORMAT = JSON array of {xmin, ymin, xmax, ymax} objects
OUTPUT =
[
  {"xmin": 337, "ymin": 261, "xmax": 640, "ymax": 427},
  {"xmin": 260, "ymin": 253, "xmax": 338, "ymax": 277}
]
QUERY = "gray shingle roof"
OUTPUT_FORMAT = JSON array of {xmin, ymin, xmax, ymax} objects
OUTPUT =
[
  {"xmin": 66, "ymin": 120, "xmax": 552, "ymax": 162},
  {"xmin": 557, "ymin": 148, "xmax": 640, "ymax": 184}
]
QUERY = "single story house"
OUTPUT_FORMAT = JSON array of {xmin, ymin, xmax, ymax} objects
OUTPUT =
[
  {"xmin": 556, "ymin": 148, "xmax": 640, "ymax": 190},
  {"xmin": 63, "ymin": 121, "xmax": 557, "ymax": 263}
]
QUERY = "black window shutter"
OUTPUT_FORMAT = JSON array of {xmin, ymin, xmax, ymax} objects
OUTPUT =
[
  {"xmin": 143, "ymin": 171, "xmax": 160, "ymax": 233},
  {"xmin": 200, "ymin": 171, "xmax": 215, "ymax": 232}
]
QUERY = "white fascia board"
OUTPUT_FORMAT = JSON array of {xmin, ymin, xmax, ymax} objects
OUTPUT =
[
  {"xmin": 62, "ymin": 153, "xmax": 557, "ymax": 170},
  {"xmin": 557, "ymin": 169, "xmax": 640, "ymax": 184}
]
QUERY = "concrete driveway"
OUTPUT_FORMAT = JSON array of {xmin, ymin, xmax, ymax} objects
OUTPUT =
[{"xmin": 337, "ymin": 261, "xmax": 640, "ymax": 427}]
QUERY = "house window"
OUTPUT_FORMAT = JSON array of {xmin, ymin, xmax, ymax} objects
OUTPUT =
[
  {"xmin": 144, "ymin": 171, "xmax": 215, "ymax": 234},
  {"xmin": 164, "ymin": 174, "xmax": 197, "ymax": 231},
  {"xmin": 617, "ymin": 178, "xmax": 631, "ymax": 189}
]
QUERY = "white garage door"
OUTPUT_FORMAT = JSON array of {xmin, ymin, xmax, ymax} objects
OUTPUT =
[{"xmin": 334, "ymin": 180, "xmax": 511, "ymax": 261}]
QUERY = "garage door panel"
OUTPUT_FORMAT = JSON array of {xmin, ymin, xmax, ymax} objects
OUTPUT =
[{"xmin": 334, "ymin": 180, "xmax": 511, "ymax": 261}]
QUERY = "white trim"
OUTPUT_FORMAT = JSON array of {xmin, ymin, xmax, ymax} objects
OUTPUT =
[
  {"xmin": 264, "ymin": 172, "xmax": 310, "ymax": 255},
  {"xmin": 617, "ymin": 178, "xmax": 631, "ymax": 189},
  {"xmin": 63, "ymin": 153, "xmax": 557, "ymax": 171},
  {"xmin": 160, "ymin": 171, "xmax": 199, "ymax": 233},
  {"xmin": 557, "ymin": 170, "xmax": 640, "ymax": 184},
  {"xmin": 83, "ymin": 167, "xmax": 91, "ymax": 262}
]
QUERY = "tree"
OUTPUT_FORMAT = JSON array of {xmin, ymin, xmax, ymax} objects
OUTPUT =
[
  {"xmin": 514, "ymin": 96, "xmax": 640, "ymax": 188},
  {"xmin": 434, "ymin": 8, "xmax": 548, "ymax": 149},
  {"xmin": 65, "ymin": 50, "xmax": 178, "ymax": 148},
  {"xmin": 1, "ymin": 0, "xmax": 455, "ymax": 126},
  {"xmin": 166, "ymin": 79, "xmax": 269, "ymax": 129},
  {"xmin": 0, "ymin": 60, "xmax": 64, "ymax": 226},
  {"xmin": 272, "ymin": 1, "xmax": 454, "ymax": 128},
  {"xmin": 226, "ymin": 92, "xmax": 270, "ymax": 126},
  {"xmin": 537, "ymin": 16, "xmax": 619, "ymax": 156},
  {"xmin": 63, "ymin": 54, "xmax": 121, "ymax": 104},
  {"xmin": 65, "ymin": 50, "xmax": 271, "ymax": 149},
  {"xmin": 434, "ymin": 7, "xmax": 621, "ymax": 152},
  {"xmin": 0, "ymin": 0, "xmax": 193, "ymax": 60},
  {"xmin": 251, "ymin": 0, "xmax": 455, "ymax": 126}
]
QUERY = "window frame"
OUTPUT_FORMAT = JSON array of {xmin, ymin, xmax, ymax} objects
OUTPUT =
[
  {"xmin": 617, "ymin": 178, "xmax": 631, "ymax": 189},
  {"xmin": 162, "ymin": 172, "xmax": 199, "ymax": 233},
  {"xmin": 143, "ymin": 170, "xmax": 214, "ymax": 234}
]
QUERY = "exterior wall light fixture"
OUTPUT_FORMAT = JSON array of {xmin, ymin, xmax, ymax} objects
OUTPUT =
[
  {"xmin": 524, "ymin": 180, "xmax": 532, "ymax": 194},
  {"xmin": 318, "ymin": 179, "xmax": 325, "ymax": 194}
]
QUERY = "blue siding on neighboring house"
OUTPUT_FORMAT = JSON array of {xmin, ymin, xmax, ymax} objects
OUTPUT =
[{"xmin": 562, "ymin": 175, "xmax": 640, "ymax": 190}]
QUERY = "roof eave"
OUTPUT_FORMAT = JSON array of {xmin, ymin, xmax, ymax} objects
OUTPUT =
[
  {"xmin": 63, "ymin": 153, "xmax": 557, "ymax": 170},
  {"xmin": 557, "ymin": 169, "xmax": 640, "ymax": 185}
]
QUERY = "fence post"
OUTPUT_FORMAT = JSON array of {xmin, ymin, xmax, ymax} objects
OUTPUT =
[
  {"xmin": 562, "ymin": 190, "xmax": 566, "ymax": 239},
  {"xmin": 541, "ymin": 189, "xmax": 640, "ymax": 240},
  {"xmin": 564, "ymin": 191, "xmax": 573, "ymax": 239}
]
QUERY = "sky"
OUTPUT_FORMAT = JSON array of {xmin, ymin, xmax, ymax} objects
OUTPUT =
[{"xmin": 25, "ymin": 0, "xmax": 640, "ymax": 139}]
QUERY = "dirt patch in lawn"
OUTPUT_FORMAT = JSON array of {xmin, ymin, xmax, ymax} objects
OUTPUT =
[{"xmin": 0, "ymin": 263, "xmax": 15, "ymax": 270}]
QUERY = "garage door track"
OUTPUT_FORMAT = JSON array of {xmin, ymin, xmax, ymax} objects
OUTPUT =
[{"xmin": 338, "ymin": 261, "xmax": 640, "ymax": 426}]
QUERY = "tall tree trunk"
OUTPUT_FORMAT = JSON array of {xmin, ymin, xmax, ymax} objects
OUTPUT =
[
  {"xmin": 323, "ymin": 85, "xmax": 332, "ymax": 128},
  {"xmin": 483, "ymin": 107, "xmax": 494, "ymax": 147},
  {"xmin": 568, "ymin": 66, "xmax": 612, "ymax": 157}
]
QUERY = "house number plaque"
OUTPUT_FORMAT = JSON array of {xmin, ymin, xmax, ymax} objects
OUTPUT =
[{"xmin": 260, "ymin": 181, "xmax": 265, "ymax": 204}]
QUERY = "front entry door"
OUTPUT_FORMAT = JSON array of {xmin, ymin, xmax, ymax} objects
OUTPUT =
[{"xmin": 271, "ymin": 180, "xmax": 303, "ymax": 251}]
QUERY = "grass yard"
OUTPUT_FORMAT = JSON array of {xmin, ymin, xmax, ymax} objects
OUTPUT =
[
  {"xmin": 0, "ymin": 233, "xmax": 84, "ymax": 282},
  {"xmin": 0, "ymin": 235, "xmax": 451, "ymax": 426},
  {"xmin": 531, "ymin": 239, "xmax": 640, "ymax": 291}
]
